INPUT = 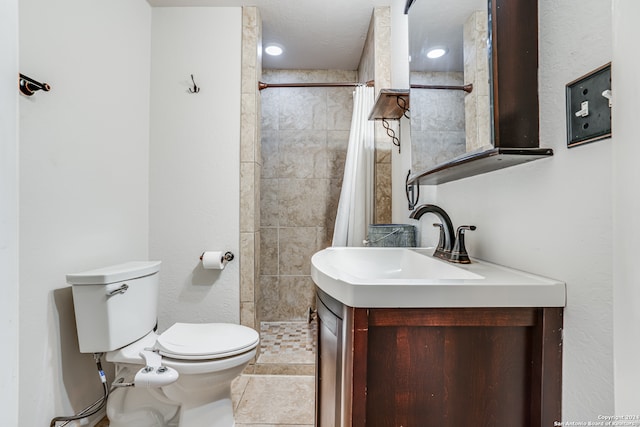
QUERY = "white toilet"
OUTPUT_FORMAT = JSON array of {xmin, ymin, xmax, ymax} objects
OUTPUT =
[{"xmin": 67, "ymin": 261, "xmax": 259, "ymax": 427}]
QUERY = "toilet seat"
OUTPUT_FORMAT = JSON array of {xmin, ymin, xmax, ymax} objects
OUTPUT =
[
  {"xmin": 107, "ymin": 322, "xmax": 259, "ymax": 366},
  {"xmin": 156, "ymin": 323, "xmax": 260, "ymax": 360}
]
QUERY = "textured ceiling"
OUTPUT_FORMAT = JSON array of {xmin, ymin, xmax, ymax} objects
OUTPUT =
[
  {"xmin": 408, "ymin": 0, "xmax": 486, "ymax": 72},
  {"xmin": 147, "ymin": 0, "xmax": 392, "ymax": 70},
  {"xmin": 147, "ymin": 0, "xmax": 485, "ymax": 72}
]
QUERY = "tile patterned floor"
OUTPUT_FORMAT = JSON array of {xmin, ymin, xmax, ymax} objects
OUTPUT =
[
  {"xmin": 257, "ymin": 321, "xmax": 317, "ymax": 365},
  {"xmin": 231, "ymin": 321, "xmax": 316, "ymax": 426},
  {"xmin": 232, "ymin": 375, "xmax": 315, "ymax": 426}
]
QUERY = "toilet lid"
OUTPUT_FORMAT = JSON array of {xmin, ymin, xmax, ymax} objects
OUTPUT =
[{"xmin": 156, "ymin": 323, "xmax": 259, "ymax": 360}]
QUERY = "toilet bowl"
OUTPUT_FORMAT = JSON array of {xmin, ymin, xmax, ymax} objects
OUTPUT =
[
  {"xmin": 106, "ymin": 325, "xmax": 258, "ymax": 427},
  {"xmin": 67, "ymin": 261, "xmax": 259, "ymax": 427}
]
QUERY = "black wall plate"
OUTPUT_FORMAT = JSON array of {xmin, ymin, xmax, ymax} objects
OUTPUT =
[{"xmin": 566, "ymin": 63, "xmax": 612, "ymax": 148}]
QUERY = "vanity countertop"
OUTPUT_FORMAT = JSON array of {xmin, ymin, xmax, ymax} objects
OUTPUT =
[{"xmin": 310, "ymin": 247, "xmax": 566, "ymax": 308}]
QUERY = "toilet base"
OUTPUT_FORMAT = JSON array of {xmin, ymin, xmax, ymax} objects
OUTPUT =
[
  {"xmin": 107, "ymin": 387, "xmax": 179, "ymax": 427},
  {"xmin": 160, "ymin": 370, "xmax": 238, "ymax": 427},
  {"xmin": 178, "ymin": 398, "xmax": 234, "ymax": 427},
  {"xmin": 107, "ymin": 383, "xmax": 237, "ymax": 427},
  {"xmin": 106, "ymin": 348, "xmax": 255, "ymax": 427}
]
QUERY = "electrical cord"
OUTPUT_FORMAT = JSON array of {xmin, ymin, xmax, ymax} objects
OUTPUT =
[{"xmin": 50, "ymin": 353, "xmax": 110, "ymax": 427}]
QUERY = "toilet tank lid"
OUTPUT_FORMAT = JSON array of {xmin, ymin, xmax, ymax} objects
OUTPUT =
[{"xmin": 66, "ymin": 261, "xmax": 161, "ymax": 285}]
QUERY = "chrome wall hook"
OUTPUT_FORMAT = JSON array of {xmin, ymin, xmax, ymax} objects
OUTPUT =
[{"xmin": 189, "ymin": 74, "xmax": 200, "ymax": 93}]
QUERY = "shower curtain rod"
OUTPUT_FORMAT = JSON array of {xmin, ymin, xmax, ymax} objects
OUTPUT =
[
  {"xmin": 258, "ymin": 81, "xmax": 471, "ymax": 93},
  {"xmin": 411, "ymin": 83, "xmax": 473, "ymax": 93},
  {"xmin": 258, "ymin": 80, "xmax": 375, "ymax": 91}
]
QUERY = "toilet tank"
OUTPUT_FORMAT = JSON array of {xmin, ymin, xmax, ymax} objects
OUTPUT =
[{"xmin": 67, "ymin": 261, "xmax": 161, "ymax": 353}]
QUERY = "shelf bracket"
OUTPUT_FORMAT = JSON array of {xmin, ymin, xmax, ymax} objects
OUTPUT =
[{"xmin": 368, "ymin": 89, "xmax": 410, "ymax": 153}]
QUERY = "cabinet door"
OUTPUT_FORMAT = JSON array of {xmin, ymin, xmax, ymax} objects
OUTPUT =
[{"xmin": 316, "ymin": 297, "xmax": 342, "ymax": 427}]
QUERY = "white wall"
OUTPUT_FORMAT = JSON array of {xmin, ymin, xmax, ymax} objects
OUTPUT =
[
  {"xmin": 390, "ymin": 0, "xmax": 417, "ymax": 222},
  {"xmin": 15, "ymin": 4, "xmax": 242, "ymax": 424},
  {"xmin": 149, "ymin": 7, "xmax": 242, "ymax": 331},
  {"xmin": 18, "ymin": 0, "xmax": 151, "ymax": 424},
  {"xmin": 612, "ymin": 0, "xmax": 640, "ymax": 414},
  {"xmin": 393, "ymin": 0, "xmax": 616, "ymax": 420},
  {"xmin": 0, "ymin": 0, "xmax": 19, "ymax": 424}
]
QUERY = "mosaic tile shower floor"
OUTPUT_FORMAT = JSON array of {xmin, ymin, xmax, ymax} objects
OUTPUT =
[
  {"xmin": 258, "ymin": 321, "xmax": 317, "ymax": 364},
  {"xmin": 243, "ymin": 320, "xmax": 316, "ymax": 376}
]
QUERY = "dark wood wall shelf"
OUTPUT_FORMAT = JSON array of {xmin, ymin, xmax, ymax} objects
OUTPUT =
[
  {"xmin": 408, "ymin": 147, "xmax": 553, "ymax": 185},
  {"xmin": 368, "ymin": 89, "xmax": 410, "ymax": 120}
]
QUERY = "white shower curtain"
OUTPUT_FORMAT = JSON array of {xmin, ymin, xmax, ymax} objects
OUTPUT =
[{"xmin": 332, "ymin": 85, "xmax": 375, "ymax": 247}]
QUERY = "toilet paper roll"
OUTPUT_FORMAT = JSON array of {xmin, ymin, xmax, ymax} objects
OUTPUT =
[{"xmin": 201, "ymin": 251, "xmax": 226, "ymax": 270}]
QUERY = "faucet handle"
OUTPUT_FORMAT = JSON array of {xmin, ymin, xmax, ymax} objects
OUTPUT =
[
  {"xmin": 432, "ymin": 223, "xmax": 448, "ymax": 260},
  {"xmin": 450, "ymin": 225, "xmax": 476, "ymax": 264}
]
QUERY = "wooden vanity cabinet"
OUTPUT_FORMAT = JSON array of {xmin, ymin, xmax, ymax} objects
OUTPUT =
[
  {"xmin": 316, "ymin": 290, "xmax": 344, "ymax": 427},
  {"xmin": 315, "ymin": 288, "xmax": 563, "ymax": 427}
]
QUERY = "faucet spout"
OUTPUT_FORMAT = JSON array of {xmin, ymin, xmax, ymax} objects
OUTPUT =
[{"xmin": 409, "ymin": 204, "xmax": 455, "ymax": 257}]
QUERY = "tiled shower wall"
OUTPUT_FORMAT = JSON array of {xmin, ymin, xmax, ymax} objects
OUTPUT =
[
  {"xmin": 463, "ymin": 9, "xmax": 491, "ymax": 152},
  {"xmin": 239, "ymin": 7, "xmax": 261, "ymax": 330},
  {"xmin": 410, "ymin": 71, "xmax": 466, "ymax": 172},
  {"xmin": 359, "ymin": 7, "xmax": 392, "ymax": 225},
  {"xmin": 259, "ymin": 69, "xmax": 356, "ymax": 321}
]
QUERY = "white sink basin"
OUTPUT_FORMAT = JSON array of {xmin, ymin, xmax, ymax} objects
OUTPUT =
[
  {"xmin": 311, "ymin": 247, "xmax": 566, "ymax": 308},
  {"xmin": 316, "ymin": 247, "xmax": 483, "ymax": 281}
]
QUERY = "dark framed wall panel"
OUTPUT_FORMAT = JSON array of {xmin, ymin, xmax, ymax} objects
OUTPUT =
[{"xmin": 492, "ymin": 0, "xmax": 540, "ymax": 148}]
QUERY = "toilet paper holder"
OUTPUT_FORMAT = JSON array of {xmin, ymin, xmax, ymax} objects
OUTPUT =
[{"xmin": 199, "ymin": 251, "xmax": 234, "ymax": 262}]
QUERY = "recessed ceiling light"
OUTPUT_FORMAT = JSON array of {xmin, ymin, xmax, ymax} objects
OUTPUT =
[
  {"xmin": 265, "ymin": 44, "xmax": 283, "ymax": 56},
  {"xmin": 426, "ymin": 48, "xmax": 447, "ymax": 59}
]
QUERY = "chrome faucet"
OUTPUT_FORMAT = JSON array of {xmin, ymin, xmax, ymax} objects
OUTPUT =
[{"xmin": 409, "ymin": 204, "xmax": 476, "ymax": 264}]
